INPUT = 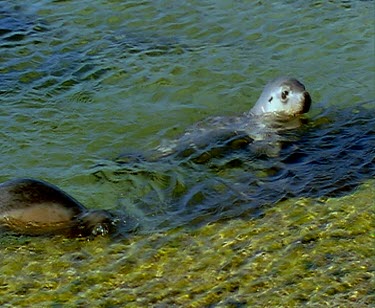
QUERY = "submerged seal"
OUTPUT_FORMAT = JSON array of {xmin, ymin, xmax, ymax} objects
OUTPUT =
[
  {"xmin": 154, "ymin": 76, "xmax": 311, "ymax": 162},
  {"xmin": 0, "ymin": 178, "xmax": 117, "ymax": 237}
]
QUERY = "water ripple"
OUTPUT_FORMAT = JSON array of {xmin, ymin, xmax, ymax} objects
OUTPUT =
[{"xmin": 93, "ymin": 103, "xmax": 375, "ymax": 233}]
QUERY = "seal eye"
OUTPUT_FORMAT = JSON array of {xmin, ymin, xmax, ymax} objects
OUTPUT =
[
  {"xmin": 281, "ymin": 90, "xmax": 289, "ymax": 100},
  {"xmin": 268, "ymin": 96, "xmax": 273, "ymax": 103}
]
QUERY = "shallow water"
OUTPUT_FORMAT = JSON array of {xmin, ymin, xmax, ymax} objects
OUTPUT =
[
  {"xmin": 1, "ymin": 0, "xmax": 374, "ymax": 306},
  {"xmin": 94, "ymin": 102, "xmax": 375, "ymax": 233}
]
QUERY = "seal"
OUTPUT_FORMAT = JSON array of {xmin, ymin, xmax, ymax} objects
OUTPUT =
[
  {"xmin": 154, "ymin": 76, "xmax": 311, "ymax": 162},
  {"xmin": 0, "ymin": 178, "xmax": 117, "ymax": 237}
]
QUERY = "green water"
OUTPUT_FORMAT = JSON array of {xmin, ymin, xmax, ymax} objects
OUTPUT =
[{"xmin": 1, "ymin": 0, "xmax": 374, "ymax": 306}]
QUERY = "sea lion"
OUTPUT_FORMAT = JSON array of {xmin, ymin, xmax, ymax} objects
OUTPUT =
[
  {"xmin": 0, "ymin": 178, "xmax": 117, "ymax": 237},
  {"xmin": 154, "ymin": 76, "xmax": 311, "ymax": 162}
]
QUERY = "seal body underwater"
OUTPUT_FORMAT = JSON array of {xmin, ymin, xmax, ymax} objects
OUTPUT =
[
  {"xmin": 0, "ymin": 178, "xmax": 116, "ymax": 237},
  {"xmin": 154, "ymin": 76, "xmax": 312, "ymax": 161}
]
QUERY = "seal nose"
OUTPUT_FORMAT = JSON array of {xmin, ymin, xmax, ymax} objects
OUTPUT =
[{"xmin": 302, "ymin": 91, "xmax": 311, "ymax": 113}]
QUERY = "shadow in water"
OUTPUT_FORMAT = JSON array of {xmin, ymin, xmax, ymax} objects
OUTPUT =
[{"xmin": 93, "ymin": 103, "xmax": 375, "ymax": 235}]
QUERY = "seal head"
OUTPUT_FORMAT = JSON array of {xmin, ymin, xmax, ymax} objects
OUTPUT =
[{"xmin": 249, "ymin": 77, "xmax": 311, "ymax": 117}]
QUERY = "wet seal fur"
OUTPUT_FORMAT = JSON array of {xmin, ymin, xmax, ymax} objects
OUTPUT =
[{"xmin": 0, "ymin": 178, "xmax": 117, "ymax": 237}]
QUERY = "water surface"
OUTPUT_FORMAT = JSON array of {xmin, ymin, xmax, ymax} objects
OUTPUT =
[{"xmin": 1, "ymin": 0, "xmax": 374, "ymax": 306}]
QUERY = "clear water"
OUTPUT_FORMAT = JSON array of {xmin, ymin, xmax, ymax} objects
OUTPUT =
[{"xmin": 1, "ymin": 0, "xmax": 374, "ymax": 306}]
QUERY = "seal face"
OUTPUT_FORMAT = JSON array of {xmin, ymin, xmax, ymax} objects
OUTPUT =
[
  {"xmin": 249, "ymin": 77, "xmax": 311, "ymax": 117},
  {"xmin": 0, "ymin": 178, "xmax": 116, "ymax": 237}
]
